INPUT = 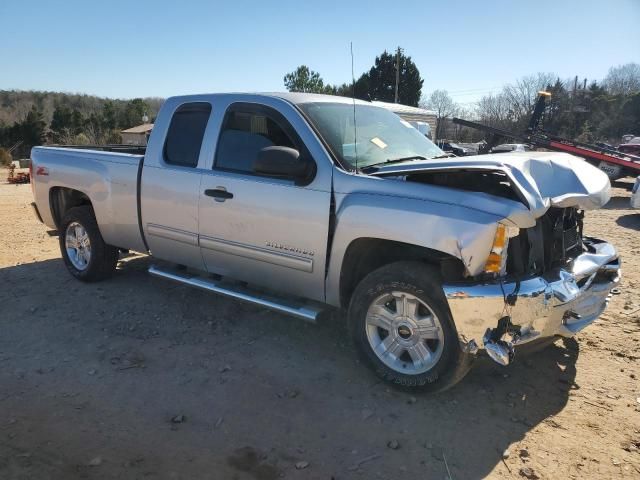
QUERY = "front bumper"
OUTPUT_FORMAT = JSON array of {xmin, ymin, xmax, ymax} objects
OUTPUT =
[{"xmin": 442, "ymin": 238, "xmax": 620, "ymax": 355}]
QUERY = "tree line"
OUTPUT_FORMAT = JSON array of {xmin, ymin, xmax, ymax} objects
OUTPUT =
[
  {"xmin": 284, "ymin": 53, "xmax": 639, "ymax": 145},
  {"xmin": 425, "ymin": 64, "xmax": 640, "ymax": 143},
  {"xmin": 283, "ymin": 48, "xmax": 424, "ymax": 107},
  {"xmin": 2, "ymin": 57, "xmax": 638, "ymax": 166},
  {"xmin": 0, "ymin": 91, "xmax": 162, "ymax": 163}
]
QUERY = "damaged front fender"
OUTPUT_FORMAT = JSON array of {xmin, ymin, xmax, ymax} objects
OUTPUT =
[
  {"xmin": 324, "ymin": 191, "xmax": 508, "ymax": 306},
  {"xmin": 324, "ymin": 168, "xmax": 543, "ymax": 306}
]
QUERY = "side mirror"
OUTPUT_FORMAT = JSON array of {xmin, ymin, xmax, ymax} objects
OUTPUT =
[{"xmin": 253, "ymin": 146, "xmax": 315, "ymax": 184}]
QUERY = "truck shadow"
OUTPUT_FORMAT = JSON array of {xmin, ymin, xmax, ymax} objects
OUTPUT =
[
  {"xmin": 0, "ymin": 255, "xmax": 578, "ymax": 479},
  {"xmin": 329, "ymin": 309, "xmax": 579, "ymax": 478},
  {"xmin": 611, "ymin": 179, "xmax": 634, "ymax": 191},
  {"xmin": 616, "ymin": 212, "xmax": 640, "ymax": 230},
  {"xmin": 602, "ymin": 195, "xmax": 632, "ymax": 210}
]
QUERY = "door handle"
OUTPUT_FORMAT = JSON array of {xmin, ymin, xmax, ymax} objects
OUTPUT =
[{"xmin": 205, "ymin": 187, "xmax": 234, "ymax": 202}]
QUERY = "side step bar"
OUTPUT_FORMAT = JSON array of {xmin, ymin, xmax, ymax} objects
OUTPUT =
[{"xmin": 148, "ymin": 265, "xmax": 323, "ymax": 322}]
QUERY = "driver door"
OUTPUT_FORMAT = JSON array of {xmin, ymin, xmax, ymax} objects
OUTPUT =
[{"xmin": 198, "ymin": 101, "xmax": 332, "ymax": 302}]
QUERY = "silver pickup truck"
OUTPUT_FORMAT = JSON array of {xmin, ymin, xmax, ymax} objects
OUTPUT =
[{"xmin": 30, "ymin": 93, "xmax": 620, "ymax": 391}]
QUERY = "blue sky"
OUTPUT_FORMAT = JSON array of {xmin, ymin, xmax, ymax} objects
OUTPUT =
[{"xmin": 1, "ymin": 0, "xmax": 638, "ymax": 103}]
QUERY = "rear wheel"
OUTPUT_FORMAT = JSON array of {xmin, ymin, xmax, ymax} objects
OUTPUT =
[
  {"xmin": 59, "ymin": 206, "xmax": 118, "ymax": 282},
  {"xmin": 348, "ymin": 261, "xmax": 472, "ymax": 392}
]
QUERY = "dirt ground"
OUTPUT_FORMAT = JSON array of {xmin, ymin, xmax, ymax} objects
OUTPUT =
[{"xmin": 1, "ymin": 170, "xmax": 639, "ymax": 480}]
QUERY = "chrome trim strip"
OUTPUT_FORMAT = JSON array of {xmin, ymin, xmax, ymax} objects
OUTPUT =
[
  {"xmin": 147, "ymin": 223, "xmax": 198, "ymax": 246},
  {"xmin": 199, "ymin": 235, "xmax": 313, "ymax": 273},
  {"xmin": 148, "ymin": 265, "xmax": 320, "ymax": 322}
]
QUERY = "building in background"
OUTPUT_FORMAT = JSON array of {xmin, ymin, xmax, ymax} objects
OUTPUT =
[
  {"xmin": 371, "ymin": 101, "xmax": 437, "ymax": 139},
  {"xmin": 121, "ymin": 123, "xmax": 153, "ymax": 146}
]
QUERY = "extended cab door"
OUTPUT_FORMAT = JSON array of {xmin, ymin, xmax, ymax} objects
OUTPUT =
[
  {"xmin": 198, "ymin": 98, "xmax": 332, "ymax": 302},
  {"xmin": 140, "ymin": 101, "xmax": 212, "ymax": 270}
]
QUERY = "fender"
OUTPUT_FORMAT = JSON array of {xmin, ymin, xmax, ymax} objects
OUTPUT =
[
  {"xmin": 324, "ymin": 191, "xmax": 503, "ymax": 306},
  {"xmin": 31, "ymin": 146, "xmax": 145, "ymax": 252}
]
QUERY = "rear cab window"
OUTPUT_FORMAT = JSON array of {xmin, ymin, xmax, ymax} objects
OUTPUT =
[{"xmin": 164, "ymin": 102, "xmax": 212, "ymax": 168}]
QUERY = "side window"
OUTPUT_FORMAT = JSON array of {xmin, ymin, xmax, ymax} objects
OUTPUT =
[
  {"xmin": 164, "ymin": 102, "xmax": 211, "ymax": 168},
  {"xmin": 215, "ymin": 105, "xmax": 298, "ymax": 174}
]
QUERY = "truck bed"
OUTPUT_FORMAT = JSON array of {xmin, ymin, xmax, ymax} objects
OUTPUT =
[{"xmin": 30, "ymin": 146, "xmax": 147, "ymax": 253}]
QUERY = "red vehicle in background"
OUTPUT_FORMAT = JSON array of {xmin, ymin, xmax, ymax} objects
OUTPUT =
[
  {"xmin": 618, "ymin": 137, "xmax": 640, "ymax": 157},
  {"xmin": 453, "ymin": 93, "xmax": 640, "ymax": 180}
]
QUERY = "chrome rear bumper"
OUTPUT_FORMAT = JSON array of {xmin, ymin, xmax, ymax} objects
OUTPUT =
[{"xmin": 442, "ymin": 238, "xmax": 620, "ymax": 357}]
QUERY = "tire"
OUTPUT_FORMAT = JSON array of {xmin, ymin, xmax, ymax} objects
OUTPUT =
[
  {"xmin": 348, "ymin": 261, "xmax": 472, "ymax": 392},
  {"xmin": 59, "ymin": 206, "xmax": 119, "ymax": 282}
]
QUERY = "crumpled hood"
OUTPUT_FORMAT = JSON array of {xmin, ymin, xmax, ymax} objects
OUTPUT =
[
  {"xmin": 371, "ymin": 151, "xmax": 611, "ymax": 218},
  {"xmin": 500, "ymin": 152, "xmax": 611, "ymax": 211}
]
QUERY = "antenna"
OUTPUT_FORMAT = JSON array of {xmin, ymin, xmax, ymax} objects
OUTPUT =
[{"xmin": 350, "ymin": 41, "xmax": 358, "ymax": 172}]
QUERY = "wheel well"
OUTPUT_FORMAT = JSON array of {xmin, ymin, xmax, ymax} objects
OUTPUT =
[
  {"xmin": 49, "ymin": 187, "xmax": 93, "ymax": 229},
  {"xmin": 339, "ymin": 238, "xmax": 465, "ymax": 308}
]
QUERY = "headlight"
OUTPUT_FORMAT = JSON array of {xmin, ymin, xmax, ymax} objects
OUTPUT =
[{"xmin": 484, "ymin": 224, "xmax": 519, "ymax": 275}]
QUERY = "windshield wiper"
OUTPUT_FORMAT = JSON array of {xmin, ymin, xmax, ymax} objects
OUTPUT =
[
  {"xmin": 430, "ymin": 153, "xmax": 456, "ymax": 159},
  {"xmin": 363, "ymin": 155, "xmax": 427, "ymax": 170}
]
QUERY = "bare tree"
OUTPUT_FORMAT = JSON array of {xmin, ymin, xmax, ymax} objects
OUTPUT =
[
  {"xmin": 474, "ymin": 72, "xmax": 555, "ymax": 133},
  {"xmin": 423, "ymin": 90, "xmax": 458, "ymax": 139},
  {"xmin": 451, "ymin": 106, "xmax": 481, "ymax": 141},
  {"xmin": 84, "ymin": 124, "xmax": 105, "ymax": 145},
  {"xmin": 476, "ymin": 93, "xmax": 513, "ymax": 128},
  {"xmin": 502, "ymin": 73, "xmax": 556, "ymax": 124},
  {"xmin": 0, "ymin": 147, "xmax": 12, "ymax": 166},
  {"xmin": 603, "ymin": 63, "xmax": 640, "ymax": 95},
  {"xmin": 56, "ymin": 128, "xmax": 76, "ymax": 145}
]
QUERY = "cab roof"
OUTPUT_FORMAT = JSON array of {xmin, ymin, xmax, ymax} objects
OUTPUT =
[{"xmin": 167, "ymin": 92, "xmax": 374, "ymax": 107}]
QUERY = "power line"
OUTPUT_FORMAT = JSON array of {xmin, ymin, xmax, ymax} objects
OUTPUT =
[
  {"xmin": 449, "ymin": 90, "xmax": 502, "ymax": 98},
  {"xmin": 446, "ymin": 86, "xmax": 502, "ymax": 94}
]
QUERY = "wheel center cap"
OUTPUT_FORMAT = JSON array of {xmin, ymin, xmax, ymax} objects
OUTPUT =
[{"xmin": 397, "ymin": 325, "xmax": 412, "ymax": 339}]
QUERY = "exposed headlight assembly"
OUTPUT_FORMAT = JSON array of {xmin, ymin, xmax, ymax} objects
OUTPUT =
[{"xmin": 484, "ymin": 224, "xmax": 519, "ymax": 275}]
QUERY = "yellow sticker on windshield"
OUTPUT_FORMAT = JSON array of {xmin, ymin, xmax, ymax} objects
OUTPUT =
[{"xmin": 370, "ymin": 137, "xmax": 387, "ymax": 149}]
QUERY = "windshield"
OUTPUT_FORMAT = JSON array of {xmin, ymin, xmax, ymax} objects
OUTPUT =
[{"xmin": 299, "ymin": 102, "xmax": 444, "ymax": 169}]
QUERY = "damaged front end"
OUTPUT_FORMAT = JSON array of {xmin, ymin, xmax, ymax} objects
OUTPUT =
[
  {"xmin": 369, "ymin": 152, "xmax": 620, "ymax": 365},
  {"xmin": 443, "ymin": 230, "xmax": 620, "ymax": 365}
]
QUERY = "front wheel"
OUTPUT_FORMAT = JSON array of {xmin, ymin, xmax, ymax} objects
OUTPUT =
[{"xmin": 348, "ymin": 261, "xmax": 472, "ymax": 392}]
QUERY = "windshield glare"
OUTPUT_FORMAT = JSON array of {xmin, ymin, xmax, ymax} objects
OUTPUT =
[{"xmin": 299, "ymin": 102, "xmax": 444, "ymax": 169}]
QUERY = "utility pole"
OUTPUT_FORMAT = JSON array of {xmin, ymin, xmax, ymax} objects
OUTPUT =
[
  {"xmin": 572, "ymin": 75, "xmax": 578, "ymax": 136},
  {"xmin": 570, "ymin": 75, "xmax": 578, "ymax": 113},
  {"xmin": 394, "ymin": 47, "xmax": 401, "ymax": 103}
]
